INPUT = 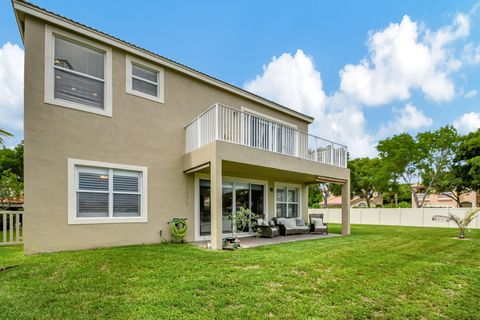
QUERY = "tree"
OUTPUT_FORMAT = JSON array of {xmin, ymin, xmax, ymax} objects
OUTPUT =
[
  {"xmin": 377, "ymin": 127, "xmax": 459, "ymax": 208},
  {"xmin": 416, "ymin": 126, "xmax": 459, "ymax": 207},
  {"xmin": 377, "ymin": 133, "xmax": 422, "ymax": 206},
  {"xmin": 432, "ymin": 170, "xmax": 471, "ymax": 207},
  {"xmin": 0, "ymin": 169, "xmax": 23, "ymax": 209},
  {"xmin": 318, "ymin": 183, "xmax": 342, "ymax": 207},
  {"xmin": 0, "ymin": 142, "xmax": 24, "ymax": 181},
  {"xmin": 432, "ymin": 129, "xmax": 480, "ymax": 206},
  {"xmin": 308, "ymin": 185, "xmax": 323, "ymax": 208},
  {"xmin": 0, "ymin": 129, "xmax": 13, "ymax": 146},
  {"xmin": 433, "ymin": 208, "xmax": 480, "ymax": 239},
  {"xmin": 349, "ymin": 157, "xmax": 386, "ymax": 207},
  {"xmin": 455, "ymin": 129, "xmax": 480, "ymax": 191}
]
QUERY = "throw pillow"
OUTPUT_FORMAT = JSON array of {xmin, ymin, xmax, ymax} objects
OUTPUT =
[
  {"xmin": 296, "ymin": 218, "xmax": 305, "ymax": 226},
  {"xmin": 312, "ymin": 217, "xmax": 324, "ymax": 227}
]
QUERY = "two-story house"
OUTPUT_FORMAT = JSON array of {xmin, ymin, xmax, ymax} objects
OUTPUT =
[{"xmin": 12, "ymin": 0, "xmax": 350, "ymax": 253}]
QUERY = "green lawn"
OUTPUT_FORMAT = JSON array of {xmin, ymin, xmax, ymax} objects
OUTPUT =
[{"xmin": 1, "ymin": 225, "xmax": 479, "ymax": 319}]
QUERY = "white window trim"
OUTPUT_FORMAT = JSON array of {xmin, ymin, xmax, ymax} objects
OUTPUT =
[
  {"xmin": 274, "ymin": 182, "xmax": 301, "ymax": 218},
  {"xmin": 44, "ymin": 25, "xmax": 113, "ymax": 117},
  {"xmin": 126, "ymin": 55, "xmax": 164, "ymax": 103},
  {"xmin": 194, "ymin": 173, "xmax": 268, "ymax": 241},
  {"xmin": 68, "ymin": 158, "xmax": 148, "ymax": 224}
]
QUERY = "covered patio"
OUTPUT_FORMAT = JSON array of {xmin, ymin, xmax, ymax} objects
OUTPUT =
[{"xmin": 184, "ymin": 139, "xmax": 351, "ymax": 250}]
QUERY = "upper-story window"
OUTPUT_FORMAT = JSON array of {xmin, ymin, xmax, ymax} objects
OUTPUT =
[
  {"xmin": 126, "ymin": 55, "xmax": 164, "ymax": 103},
  {"xmin": 45, "ymin": 25, "xmax": 112, "ymax": 117}
]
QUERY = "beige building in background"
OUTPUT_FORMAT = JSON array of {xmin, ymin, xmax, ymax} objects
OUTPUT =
[
  {"xmin": 13, "ymin": 0, "xmax": 350, "ymax": 254},
  {"xmin": 412, "ymin": 191, "xmax": 479, "ymax": 208}
]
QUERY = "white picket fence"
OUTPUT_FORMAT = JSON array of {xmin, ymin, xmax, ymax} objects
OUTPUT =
[
  {"xmin": 309, "ymin": 208, "xmax": 480, "ymax": 229},
  {"xmin": 0, "ymin": 211, "xmax": 24, "ymax": 245}
]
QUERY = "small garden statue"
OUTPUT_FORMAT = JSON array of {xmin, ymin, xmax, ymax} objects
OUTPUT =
[
  {"xmin": 432, "ymin": 208, "xmax": 480, "ymax": 239},
  {"xmin": 168, "ymin": 217, "xmax": 188, "ymax": 243}
]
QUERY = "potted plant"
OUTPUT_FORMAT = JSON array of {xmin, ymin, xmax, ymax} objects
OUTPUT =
[
  {"xmin": 224, "ymin": 207, "xmax": 257, "ymax": 250},
  {"xmin": 168, "ymin": 217, "xmax": 188, "ymax": 243}
]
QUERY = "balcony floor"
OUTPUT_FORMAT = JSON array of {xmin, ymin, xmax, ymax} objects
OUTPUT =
[{"xmin": 192, "ymin": 233, "xmax": 341, "ymax": 249}]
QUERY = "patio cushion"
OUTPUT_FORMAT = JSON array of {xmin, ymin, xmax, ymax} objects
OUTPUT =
[
  {"xmin": 284, "ymin": 219, "xmax": 298, "ymax": 229},
  {"xmin": 311, "ymin": 217, "xmax": 325, "ymax": 227},
  {"xmin": 296, "ymin": 218, "xmax": 305, "ymax": 226},
  {"xmin": 268, "ymin": 220, "xmax": 275, "ymax": 227},
  {"xmin": 257, "ymin": 218, "xmax": 267, "ymax": 226},
  {"xmin": 276, "ymin": 218, "xmax": 286, "ymax": 225}
]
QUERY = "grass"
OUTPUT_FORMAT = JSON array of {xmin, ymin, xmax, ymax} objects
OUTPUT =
[{"xmin": 1, "ymin": 225, "xmax": 480, "ymax": 319}]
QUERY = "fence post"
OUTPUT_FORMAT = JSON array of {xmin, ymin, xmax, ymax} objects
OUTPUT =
[
  {"xmin": 9, "ymin": 213, "xmax": 13, "ymax": 242},
  {"xmin": 16, "ymin": 214, "xmax": 20, "ymax": 242},
  {"xmin": 422, "ymin": 208, "xmax": 425, "ymax": 227},
  {"xmin": 2, "ymin": 213, "xmax": 5, "ymax": 243}
]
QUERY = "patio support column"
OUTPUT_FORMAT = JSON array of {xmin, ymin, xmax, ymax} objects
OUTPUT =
[
  {"xmin": 210, "ymin": 159, "xmax": 223, "ymax": 250},
  {"xmin": 341, "ymin": 179, "xmax": 351, "ymax": 235}
]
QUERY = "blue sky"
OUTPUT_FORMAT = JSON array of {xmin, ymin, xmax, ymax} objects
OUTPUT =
[{"xmin": 0, "ymin": 1, "xmax": 479, "ymax": 156}]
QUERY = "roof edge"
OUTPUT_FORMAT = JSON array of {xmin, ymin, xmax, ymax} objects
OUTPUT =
[{"xmin": 12, "ymin": 0, "xmax": 314, "ymax": 124}]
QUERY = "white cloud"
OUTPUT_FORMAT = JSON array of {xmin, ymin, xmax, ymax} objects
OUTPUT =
[
  {"xmin": 463, "ymin": 43, "xmax": 480, "ymax": 64},
  {"xmin": 453, "ymin": 112, "xmax": 480, "ymax": 133},
  {"xmin": 464, "ymin": 89, "xmax": 477, "ymax": 98},
  {"xmin": 244, "ymin": 50, "xmax": 377, "ymax": 158},
  {"xmin": 339, "ymin": 14, "xmax": 470, "ymax": 106},
  {"xmin": 243, "ymin": 9, "xmax": 479, "ymax": 157},
  {"xmin": 0, "ymin": 42, "xmax": 24, "ymax": 133},
  {"xmin": 378, "ymin": 103, "xmax": 433, "ymax": 137},
  {"xmin": 244, "ymin": 50, "xmax": 326, "ymax": 117}
]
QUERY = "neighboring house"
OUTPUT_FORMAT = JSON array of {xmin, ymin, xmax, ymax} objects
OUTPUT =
[
  {"xmin": 412, "ymin": 191, "xmax": 479, "ymax": 208},
  {"xmin": 0, "ymin": 195, "xmax": 24, "ymax": 210},
  {"xmin": 13, "ymin": 0, "xmax": 351, "ymax": 254},
  {"xmin": 326, "ymin": 194, "xmax": 383, "ymax": 208}
]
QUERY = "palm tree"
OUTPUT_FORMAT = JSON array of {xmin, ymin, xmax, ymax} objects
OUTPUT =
[
  {"xmin": 0, "ymin": 129, "xmax": 13, "ymax": 146},
  {"xmin": 433, "ymin": 208, "xmax": 480, "ymax": 239}
]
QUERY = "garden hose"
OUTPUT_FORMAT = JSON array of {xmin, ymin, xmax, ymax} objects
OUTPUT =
[{"xmin": 171, "ymin": 222, "xmax": 188, "ymax": 239}]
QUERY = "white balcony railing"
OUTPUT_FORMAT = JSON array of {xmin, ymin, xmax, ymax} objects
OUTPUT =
[{"xmin": 185, "ymin": 103, "xmax": 348, "ymax": 168}]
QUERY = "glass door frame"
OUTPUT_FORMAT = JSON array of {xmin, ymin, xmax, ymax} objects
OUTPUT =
[{"xmin": 194, "ymin": 173, "xmax": 268, "ymax": 241}]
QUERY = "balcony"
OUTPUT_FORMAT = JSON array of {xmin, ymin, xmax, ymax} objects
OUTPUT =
[{"xmin": 185, "ymin": 103, "xmax": 347, "ymax": 168}]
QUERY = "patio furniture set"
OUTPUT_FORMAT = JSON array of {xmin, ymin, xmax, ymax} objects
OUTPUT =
[{"xmin": 255, "ymin": 213, "xmax": 328, "ymax": 238}]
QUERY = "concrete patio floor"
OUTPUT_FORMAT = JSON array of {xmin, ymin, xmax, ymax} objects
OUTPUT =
[{"xmin": 192, "ymin": 233, "xmax": 341, "ymax": 249}]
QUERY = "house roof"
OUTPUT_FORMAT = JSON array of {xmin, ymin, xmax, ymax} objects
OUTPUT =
[{"xmin": 11, "ymin": 0, "xmax": 314, "ymax": 124}]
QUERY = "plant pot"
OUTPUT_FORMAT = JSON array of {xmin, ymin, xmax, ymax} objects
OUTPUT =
[{"xmin": 225, "ymin": 237, "xmax": 236, "ymax": 243}]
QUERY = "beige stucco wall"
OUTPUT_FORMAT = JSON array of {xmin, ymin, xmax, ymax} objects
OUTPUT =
[{"xmin": 23, "ymin": 15, "xmax": 345, "ymax": 253}]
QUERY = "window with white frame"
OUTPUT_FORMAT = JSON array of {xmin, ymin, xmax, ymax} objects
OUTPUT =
[
  {"xmin": 276, "ymin": 185, "xmax": 299, "ymax": 218},
  {"xmin": 44, "ymin": 26, "xmax": 112, "ymax": 116},
  {"xmin": 68, "ymin": 159, "xmax": 147, "ymax": 224},
  {"xmin": 126, "ymin": 55, "xmax": 164, "ymax": 103}
]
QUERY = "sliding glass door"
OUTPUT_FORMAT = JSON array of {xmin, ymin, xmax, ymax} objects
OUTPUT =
[{"xmin": 199, "ymin": 179, "xmax": 265, "ymax": 236}]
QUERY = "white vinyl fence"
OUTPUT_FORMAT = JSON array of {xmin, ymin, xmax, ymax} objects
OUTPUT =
[
  {"xmin": 0, "ymin": 211, "xmax": 23, "ymax": 245},
  {"xmin": 309, "ymin": 208, "xmax": 480, "ymax": 229}
]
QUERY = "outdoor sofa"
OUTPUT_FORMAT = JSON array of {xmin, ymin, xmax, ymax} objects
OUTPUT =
[{"xmin": 272, "ymin": 217, "xmax": 310, "ymax": 236}]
